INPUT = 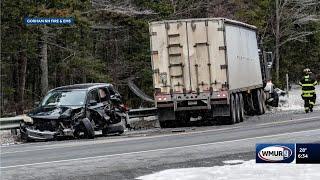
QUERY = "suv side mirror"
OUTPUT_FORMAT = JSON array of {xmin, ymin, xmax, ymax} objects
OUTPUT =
[
  {"xmin": 89, "ymin": 100, "xmax": 98, "ymax": 106},
  {"xmin": 115, "ymin": 93, "xmax": 121, "ymax": 99}
]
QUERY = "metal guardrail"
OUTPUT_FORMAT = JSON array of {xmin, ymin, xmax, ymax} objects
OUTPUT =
[
  {"xmin": 0, "ymin": 116, "xmax": 24, "ymax": 130},
  {"xmin": 127, "ymin": 78, "xmax": 155, "ymax": 103},
  {"xmin": 128, "ymin": 108, "xmax": 158, "ymax": 118}
]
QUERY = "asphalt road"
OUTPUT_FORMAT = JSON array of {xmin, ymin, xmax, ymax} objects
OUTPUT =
[{"xmin": 1, "ymin": 110, "xmax": 320, "ymax": 180}]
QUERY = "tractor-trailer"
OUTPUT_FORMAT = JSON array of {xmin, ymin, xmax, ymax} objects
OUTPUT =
[{"xmin": 149, "ymin": 18, "xmax": 272, "ymax": 127}]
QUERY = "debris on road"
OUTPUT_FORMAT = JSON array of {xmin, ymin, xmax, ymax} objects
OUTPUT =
[
  {"xmin": 0, "ymin": 130, "xmax": 22, "ymax": 146},
  {"xmin": 171, "ymin": 129, "xmax": 186, "ymax": 133},
  {"xmin": 128, "ymin": 116, "xmax": 160, "ymax": 130},
  {"xmin": 277, "ymin": 85, "xmax": 320, "ymax": 112}
]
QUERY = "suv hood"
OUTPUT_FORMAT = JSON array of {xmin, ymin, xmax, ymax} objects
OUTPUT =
[{"xmin": 28, "ymin": 106, "xmax": 83, "ymax": 120}]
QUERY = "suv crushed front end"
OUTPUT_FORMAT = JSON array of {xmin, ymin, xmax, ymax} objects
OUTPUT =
[{"xmin": 20, "ymin": 106, "xmax": 84, "ymax": 141}]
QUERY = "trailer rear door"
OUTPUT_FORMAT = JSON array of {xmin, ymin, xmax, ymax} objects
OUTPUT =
[
  {"xmin": 150, "ymin": 19, "xmax": 228, "ymax": 94},
  {"xmin": 186, "ymin": 20, "xmax": 227, "ymax": 93}
]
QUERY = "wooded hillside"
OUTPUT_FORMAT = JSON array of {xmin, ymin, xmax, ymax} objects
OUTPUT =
[{"xmin": 1, "ymin": 0, "xmax": 319, "ymax": 115}]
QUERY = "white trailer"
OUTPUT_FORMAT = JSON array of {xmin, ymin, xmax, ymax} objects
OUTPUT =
[{"xmin": 149, "ymin": 18, "xmax": 270, "ymax": 127}]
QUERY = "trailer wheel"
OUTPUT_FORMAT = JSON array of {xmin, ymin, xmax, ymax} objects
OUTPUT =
[
  {"xmin": 254, "ymin": 89, "xmax": 264, "ymax": 115},
  {"xmin": 228, "ymin": 94, "xmax": 237, "ymax": 124},
  {"xmin": 235, "ymin": 94, "xmax": 241, "ymax": 123},
  {"xmin": 260, "ymin": 89, "xmax": 266, "ymax": 114},
  {"xmin": 239, "ymin": 93, "xmax": 245, "ymax": 122}
]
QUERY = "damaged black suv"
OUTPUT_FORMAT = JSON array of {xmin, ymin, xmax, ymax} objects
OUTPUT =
[{"xmin": 20, "ymin": 83, "xmax": 129, "ymax": 141}]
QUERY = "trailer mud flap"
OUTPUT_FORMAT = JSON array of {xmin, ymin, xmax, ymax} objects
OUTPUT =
[
  {"xmin": 211, "ymin": 104, "xmax": 230, "ymax": 116},
  {"xmin": 158, "ymin": 108, "xmax": 176, "ymax": 121}
]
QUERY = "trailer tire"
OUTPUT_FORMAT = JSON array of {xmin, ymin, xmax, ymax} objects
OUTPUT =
[
  {"xmin": 235, "ymin": 93, "xmax": 241, "ymax": 123},
  {"xmin": 228, "ymin": 94, "xmax": 237, "ymax": 124},
  {"xmin": 260, "ymin": 89, "xmax": 266, "ymax": 114},
  {"xmin": 238, "ymin": 93, "xmax": 245, "ymax": 122},
  {"xmin": 254, "ymin": 89, "xmax": 264, "ymax": 115}
]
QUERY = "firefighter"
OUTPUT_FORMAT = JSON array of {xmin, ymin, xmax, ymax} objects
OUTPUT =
[{"xmin": 299, "ymin": 68, "xmax": 317, "ymax": 113}]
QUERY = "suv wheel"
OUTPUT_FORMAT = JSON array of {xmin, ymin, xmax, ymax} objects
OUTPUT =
[{"xmin": 81, "ymin": 118, "xmax": 95, "ymax": 139}]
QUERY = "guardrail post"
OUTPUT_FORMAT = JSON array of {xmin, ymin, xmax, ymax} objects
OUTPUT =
[
  {"xmin": 11, "ymin": 129, "xmax": 18, "ymax": 135},
  {"xmin": 286, "ymin": 73, "xmax": 289, "ymax": 98}
]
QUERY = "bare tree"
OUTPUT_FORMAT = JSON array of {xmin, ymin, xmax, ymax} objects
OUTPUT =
[
  {"xmin": 169, "ymin": 0, "xmax": 206, "ymax": 17},
  {"xmin": 167, "ymin": 0, "xmax": 237, "ymax": 20},
  {"xmin": 274, "ymin": 0, "xmax": 320, "ymax": 81},
  {"xmin": 40, "ymin": 26, "xmax": 49, "ymax": 96},
  {"xmin": 84, "ymin": 0, "xmax": 154, "ymax": 16},
  {"xmin": 14, "ymin": 52, "xmax": 27, "ymax": 114}
]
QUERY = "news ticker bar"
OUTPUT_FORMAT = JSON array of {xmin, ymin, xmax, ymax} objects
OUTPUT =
[{"xmin": 256, "ymin": 143, "xmax": 320, "ymax": 163}]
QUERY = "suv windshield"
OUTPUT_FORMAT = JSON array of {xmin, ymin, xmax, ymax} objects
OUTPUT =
[{"xmin": 41, "ymin": 90, "xmax": 86, "ymax": 106}]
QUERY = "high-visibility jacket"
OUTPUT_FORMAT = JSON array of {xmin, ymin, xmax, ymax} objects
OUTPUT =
[{"xmin": 299, "ymin": 75, "xmax": 317, "ymax": 97}]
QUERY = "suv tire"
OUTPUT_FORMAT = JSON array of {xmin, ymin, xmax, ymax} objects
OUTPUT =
[{"xmin": 81, "ymin": 118, "xmax": 95, "ymax": 139}]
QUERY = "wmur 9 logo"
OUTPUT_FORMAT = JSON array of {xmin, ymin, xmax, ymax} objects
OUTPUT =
[{"xmin": 256, "ymin": 144, "xmax": 295, "ymax": 163}]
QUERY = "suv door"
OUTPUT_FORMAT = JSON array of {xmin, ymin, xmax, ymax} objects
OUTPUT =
[
  {"xmin": 87, "ymin": 88, "xmax": 101, "ymax": 108},
  {"xmin": 86, "ymin": 88, "xmax": 106, "ymax": 126}
]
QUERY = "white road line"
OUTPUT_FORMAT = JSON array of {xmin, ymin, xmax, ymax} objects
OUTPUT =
[
  {"xmin": 1, "ymin": 115, "xmax": 320, "ymax": 155},
  {"xmin": 1, "ymin": 128, "xmax": 320, "ymax": 169}
]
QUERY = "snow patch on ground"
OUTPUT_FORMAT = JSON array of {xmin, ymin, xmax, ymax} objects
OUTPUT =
[
  {"xmin": 136, "ymin": 159, "xmax": 320, "ymax": 180},
  {"xmin": 223, "ymin": 159, "xmax": 245, "ymax": 164},
  {"xmin": 277, "ymin": 85, "xmax": 319, "ymax": 112}
]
